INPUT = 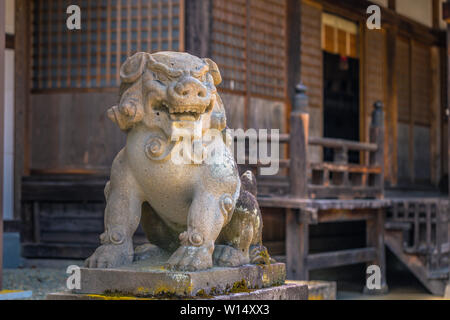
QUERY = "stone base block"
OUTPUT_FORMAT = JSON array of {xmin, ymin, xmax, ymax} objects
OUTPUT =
[
  {"xmin": 47, "ymin": 283, "xmax": 308, "ymax": 300},
  {"xmin": 287, "ymin": 281, "xmax": 336, "ymax": 300},
  {"xmin": 72, "ymin": 261, "xmax": 286, "ymax": 297}
]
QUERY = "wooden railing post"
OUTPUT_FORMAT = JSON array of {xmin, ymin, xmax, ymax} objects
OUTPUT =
[
  {"xmin": 285, "ymin": 84, "xmax": 309, "ymax": 280},
  {"xmin": 290, "ymin": 83, "xmax": 309, "ymax": 198},
  {"xmin": 286, "ymin": 83, "xmax": 310, "ymax": 280},
  {"xmin": 369, "ymin": 101, "xmax": 384, "ymax": 198}
]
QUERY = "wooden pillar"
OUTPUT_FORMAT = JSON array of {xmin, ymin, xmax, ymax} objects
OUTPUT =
[
  {"xmin": 184, "ymin": 0, "xmax": 211, "ymax": 58},
  {"xmin": 0, "ymin": 0, "xmax": 6, "ymax": 291},
  {"xmin": 370, "ymin": 101, "xmax": 385, "ymax": 198},
  {"xmin": 286, "ymin": 209, "xmax": 309, "ymax": 280},
  {"xmin": 385, "ymin": 25, "xmax": 398, "ymax": 186},
  {"xmin": 290, "ymin": 84, "xmax": 309, "ymax": 198},
  {"xmin": 364, "ymin": 208, "xmax": 388, "ymax": 294},
  {"xmin": 286, "ymin": 84, "xmax": 310, "ymax": 280}
]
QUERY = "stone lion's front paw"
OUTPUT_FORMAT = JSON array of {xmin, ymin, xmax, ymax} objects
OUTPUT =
[
  {"xmin": 213, "ymin": 245, "xmax": 249, "ymax": 267},
  {"xmin": 84, "ymin": 241, "xmax": 133, "ymax": 269},
  {"xmin": 165, "ymin": 245, "xmax": 213, "ymax": 272}
]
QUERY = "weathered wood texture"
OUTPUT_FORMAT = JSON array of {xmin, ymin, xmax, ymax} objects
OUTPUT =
[
  {"xmin": 289, "ymin": 108, "xmax": 308, "ymax": 198},
  {"xmin": 31, "ymin": 0, "xmax": 185, "ymax": 90},
  {"xmin": 286, "ymin": 0, "xmax": 301, "ymax": 105},
  {"xmin": 386, "ymin": 199, "xmax": 450, "ymax": 272},
  {"xmin": 299, "ymin": 0, "xmax": 322, "ymax": 111},
  {"xmin": 385, "ymin": 198, "xmax": 450, "ymax": 295},
  {"xmin": 385, "ymin": 26, "xmax": 398, "ymax": 186},
  {"xmin": 363, "ymin": 29, "xmax": 386, "ymax": 146},
  {"xmin": 185, "ymin": 0, "xmax": 211, "ymax": 58},
  {"xmin": 285, "ymin": 209, "xmax": 308, "ymax": 280},
  {"xmin": 30, "ymin": 92, "xmax": 125, "ymax": 174},
  {"xmin": 21, "ymin": 176, "xmax": 148, "ymax": 259}
]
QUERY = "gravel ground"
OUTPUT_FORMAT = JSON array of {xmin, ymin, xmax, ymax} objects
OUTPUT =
[{"xmin": 2, "ymin": 268, "xmax": 69, "ymax": 300}]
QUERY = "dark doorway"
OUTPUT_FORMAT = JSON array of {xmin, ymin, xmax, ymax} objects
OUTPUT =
[{"xmin": 323, "ymin": 52, "xmax": 360, "ymax": 163}]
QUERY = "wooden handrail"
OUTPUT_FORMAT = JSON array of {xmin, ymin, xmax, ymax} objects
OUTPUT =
[
  {"xmin": 233, "ymin": 133, "xmax": 290, "ymax": 143},
  {"xmin": 308, "ymin": 137, "xmax": 378, "ymax": 152},
  {"xmin": 310, "ymin": 162, "xmax": 382, "ymax": 174}
]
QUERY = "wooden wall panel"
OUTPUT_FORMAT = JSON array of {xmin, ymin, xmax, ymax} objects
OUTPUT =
[
  {"xmin": 30, "ymin": 92, "xmax": 125, "ymax": 173},
  {"xmin": 211, "ymin": 0, "xmax": 247, "ymax": 93},
  {"xmin": 300, "ymin": 1, "xmax": 322, "ymax": 111},
  {"xmin": 411, "ymin": 41, "xmax": 432, "ymax": 126},
  {"xmin": 396, "ymin": 37, "xmax": 411, "ymax": 123},
  {"xmin": 364, "ymin": 29, "xmax": 386, "ymax": 141},
  {"xmin": 248, "ymin": 0, "xmax": 286, "ymax": 99}
]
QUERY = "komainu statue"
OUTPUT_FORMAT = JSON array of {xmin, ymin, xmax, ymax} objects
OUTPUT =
[{"xmin": 85, "ymin": 51, "xmax": 271, "ymax": 271}]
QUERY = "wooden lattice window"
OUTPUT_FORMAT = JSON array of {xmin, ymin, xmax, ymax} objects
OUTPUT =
[
  {"xmin": 32, "ymin": 0, "xmax": 185, "ymax": 90},
  {"xmin": 211, "ymin": 0, "xmax": 247, "ymax": 93},
  {"xmin": 211, "ymin": 0, "xmax": 287, "ymax": 100},
  {"xmin": 411, "ymin": 41, "xmax": 431, "ymax": 126},
  {"xmin": 322, "ymin": 13, "xmax": 358, "ymax": 59}
]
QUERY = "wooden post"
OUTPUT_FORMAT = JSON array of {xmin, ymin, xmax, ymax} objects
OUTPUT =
[
  {"xmin": 0, "ymin": 0, "xmax": 6, "ymax": 290},
  {"xmin": 369, "ymin": 101, "xmax": 385, "ymax": 198},
  {"xmin": 385, "ymin": 25, "xmax": 398, "ymax": 186},
  {"xmin": 290, "ymin": 83, "xmax": 309, "ymax": 198},
  {"xmin": 286, "ymin": 209, "xmax": 309, "ymax": 280},
  {"xmin": 364, "ymin": 208, "xmax": 388, "ymax": 294},
  {"xmin": 286, "ymin": 84, "xmax": 310, "ymax": 280}
]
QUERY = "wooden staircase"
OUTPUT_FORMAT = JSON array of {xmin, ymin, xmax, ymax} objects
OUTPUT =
[{"xmin": 385, "ymin": 199, "xmax": 450, "ymax": 296}]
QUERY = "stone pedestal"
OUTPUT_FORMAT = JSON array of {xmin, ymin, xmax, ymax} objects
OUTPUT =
[
  {"xmin": 47, "ymin": 261, "xmax": 309, "ymax": 300},
  {"xmin": 48, "ymin": 283, "xmax": 308, "ymax": 300}
]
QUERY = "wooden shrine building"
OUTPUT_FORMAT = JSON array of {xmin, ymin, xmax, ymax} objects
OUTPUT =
[{"xmin": 4, "ymin": 0, "xmax": 450, "ymax": 295}]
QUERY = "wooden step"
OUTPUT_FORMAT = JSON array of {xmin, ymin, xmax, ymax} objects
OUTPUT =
[{"xmin": 385, "ymin": 230, "xmax": 448, "ymax": 296}]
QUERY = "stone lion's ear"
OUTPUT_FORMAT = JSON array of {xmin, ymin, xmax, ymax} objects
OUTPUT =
[
  {"xmin": 120, "ymin": 52, "xmax": 149, "ymax": 83},
  {"xmin": 203, "ymin": 58, "xmax": 222, "ymax": 86}
]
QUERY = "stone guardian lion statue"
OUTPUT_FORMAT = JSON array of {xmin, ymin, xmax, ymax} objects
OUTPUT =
[{"xmin": 85, "ymin": 51, "xmax": 271, "ymax": 271}]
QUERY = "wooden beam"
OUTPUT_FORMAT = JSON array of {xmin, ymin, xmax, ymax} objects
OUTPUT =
[
  {"xmin": 184, "ymin": 0, "xmax": 211, "ymax": 58},
  {"xmin": 307, "ymin": 247, "xmax": 377, "ymax": 270},
  {"xmin": 0, "ymin": 0, "xmax": 5, "ymax": 291},
  {"xmin": 14, "ymin": 0, "xmax": 31, "ymax": 221},
  {"xmin": 320, "ymin": 0, "xmax": 444, "ymax": 46}
]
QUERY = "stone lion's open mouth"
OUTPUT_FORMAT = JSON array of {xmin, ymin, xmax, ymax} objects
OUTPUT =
[{"xmin": 157, "ymin": 101, "xmax": 213, "ymax": 121}]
